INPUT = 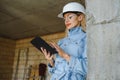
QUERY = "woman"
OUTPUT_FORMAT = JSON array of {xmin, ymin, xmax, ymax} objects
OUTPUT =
[{"xmin": 41, "ymin": 2, "xmax": 87, "ymax": 80}]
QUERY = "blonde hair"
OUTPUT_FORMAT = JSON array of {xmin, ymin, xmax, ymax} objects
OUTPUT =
[{"xmin": 81, "ymin": 13, "xmax": 86, "ymax": 32}]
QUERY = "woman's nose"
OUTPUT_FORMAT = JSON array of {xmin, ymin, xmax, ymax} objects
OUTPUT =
[{"xmin": 65, "ymin": 18, "xmax": 69, "ymax": 24}]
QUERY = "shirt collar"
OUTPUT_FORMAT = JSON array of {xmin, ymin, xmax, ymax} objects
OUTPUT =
[{"xmin": 68, "ymin": 26, "xmax": 82, "ymax": 36}]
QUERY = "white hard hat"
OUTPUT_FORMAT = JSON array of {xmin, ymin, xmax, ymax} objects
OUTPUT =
[{"xmin": 58, "ymin": 2, "xmax": 85, "ymax": 18}]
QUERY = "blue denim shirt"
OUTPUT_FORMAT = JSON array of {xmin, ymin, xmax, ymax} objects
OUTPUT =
[{"xmin": 48, "ymin": 27, "xmax": 87, "ymax": 80}]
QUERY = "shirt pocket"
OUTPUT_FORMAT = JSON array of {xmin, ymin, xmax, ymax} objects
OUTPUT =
[
  {"xmin": 67, "ymin": 39, "xmax": 84, "ymax": 56},
  {"xmin": 74, "ymin": 39, "xmax": 84, "ymax": 48}
]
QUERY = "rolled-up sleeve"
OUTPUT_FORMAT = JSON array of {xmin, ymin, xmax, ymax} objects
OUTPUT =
[{"xmin": 69, "ymin": 56, "xmax": 87, "ymax": 76}]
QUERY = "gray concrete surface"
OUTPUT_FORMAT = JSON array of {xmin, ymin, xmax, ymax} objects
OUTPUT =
[{"xmin": 86, "ymin": 0, "xmax": 120, "ymax": 80}]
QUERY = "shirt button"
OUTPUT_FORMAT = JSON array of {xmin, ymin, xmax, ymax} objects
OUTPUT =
[
  {"xmin": 64, "ymin": 44, "xmax": 66, "ymax": 46},
  {"xmin": 76, "ymin": 42, "xmax": 78, "ymax": 44}
]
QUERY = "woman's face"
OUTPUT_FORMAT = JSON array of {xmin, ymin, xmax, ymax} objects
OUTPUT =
[{"xmin": 63, "ymin": 13, "xmax": 82, "ymax": 30}]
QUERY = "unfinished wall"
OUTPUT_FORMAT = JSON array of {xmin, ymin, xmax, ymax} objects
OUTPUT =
[
  {"xmin": 0, "ymin": 38, "xmax": 16, "ymax": 80},
  {"xmin": 12, "ymin": 32, "xmax": 65, "ymax": 80},
  {"xmin": 86, "ymin": 0, "xmax": 120, "ymax": 80}
]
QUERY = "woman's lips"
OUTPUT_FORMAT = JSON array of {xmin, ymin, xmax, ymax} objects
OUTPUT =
[{"xmin": 66, "ymin": 23, "xmax": 71, "ymax": 27}]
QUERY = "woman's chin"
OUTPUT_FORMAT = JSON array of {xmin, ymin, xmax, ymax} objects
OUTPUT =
[{"xmin": 66, "ymin": 26, "xmax": 72, "ymax": 30}]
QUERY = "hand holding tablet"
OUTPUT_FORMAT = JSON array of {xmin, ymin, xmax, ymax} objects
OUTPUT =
[{"xmin": 31, "ymin": 36, "xmax": 57, "ymax": 55}]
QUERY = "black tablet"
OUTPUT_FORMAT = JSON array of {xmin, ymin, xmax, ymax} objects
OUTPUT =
[{"xmin": 30, "ymin": 36, "xmax": 57, "ymax": 55}]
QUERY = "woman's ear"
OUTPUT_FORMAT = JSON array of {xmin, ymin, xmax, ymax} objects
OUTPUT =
[{"xmin": 78, "ymin": 15, "xmax": 83, "ymax": 21}]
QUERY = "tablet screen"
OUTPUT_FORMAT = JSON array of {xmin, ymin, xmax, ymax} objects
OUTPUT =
[{"xmin": 31, "ymin": 36, "xmax": 57, "ymax": 55}]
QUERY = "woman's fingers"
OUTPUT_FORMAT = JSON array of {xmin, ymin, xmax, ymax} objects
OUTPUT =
[
  {"xmin": 50, "ymin": 55, "xmax": 53, "ymax": 59},
  {"xmin": 50, "ymin": 42, "xmax": 65, "ymax": 57},
  {"xmin": 41, "ymin": 47, "xmax": 54, "ymax": 66},
  {"xmin": 41, "ymin": 47, "xmax": 47, "ymax": 56},
  {"xmin": 41, "ymin": 47, "xmax": 53, "ymax": 60},
  {"xmin": 50, "ymin": 42, "xmax": 60, "ymax": 52}
]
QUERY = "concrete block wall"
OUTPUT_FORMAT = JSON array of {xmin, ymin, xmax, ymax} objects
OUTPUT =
[
  {"xmin": 12, "ymin": 32, "xmax": 65, "ymax": 80},
  {"xmin": 0, "ymin": 38, "xmax": 16, "ymax": 80},
  {"xmin": 86, "ymin": 0, "xmax": 120, "ymax": 80}
]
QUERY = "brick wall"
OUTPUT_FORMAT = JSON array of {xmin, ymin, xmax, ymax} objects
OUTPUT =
[{"xmin": 0, "ymin": 38, "xmax": 16, "ymax": 80}]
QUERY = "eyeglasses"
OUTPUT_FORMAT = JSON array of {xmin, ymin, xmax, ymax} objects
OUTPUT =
[{"xmin": 63, "ymin": 14, "xmax": 77, "ymax": 21}]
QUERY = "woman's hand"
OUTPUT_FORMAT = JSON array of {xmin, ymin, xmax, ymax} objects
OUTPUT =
[
  {"xmin": 50, "ymin": 42, "xmax": 70, "ymax": 61},
  {"xmin": 41, "ymin": 47, "xmax": 54, "ymax": 67}
]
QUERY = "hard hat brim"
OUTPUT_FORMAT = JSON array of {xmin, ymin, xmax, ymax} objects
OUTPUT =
[
  {"xmin": 57, "ymin": 11, "xmax": 85, "ymax": 18},
  {"xmin": 57, "ymin": 12, "xmax": 63, "ymax": 18}
]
